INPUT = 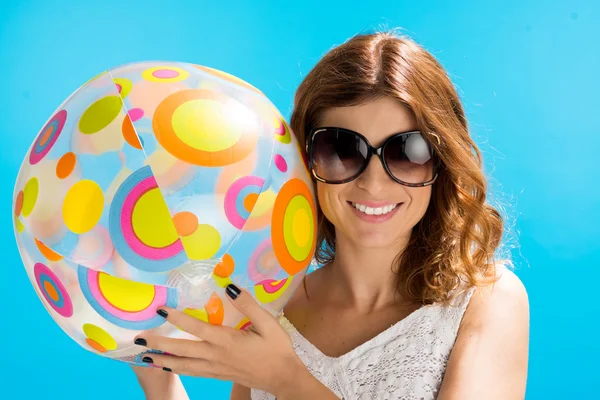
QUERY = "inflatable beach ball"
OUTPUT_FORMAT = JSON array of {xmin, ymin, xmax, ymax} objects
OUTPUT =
[{"xmin": 12, "ymin": 62, "xmax": 317, "ymax": 364}]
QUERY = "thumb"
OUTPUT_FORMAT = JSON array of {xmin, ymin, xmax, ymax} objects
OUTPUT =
[{"xmin": 225, "ymin": 284, "xmax": 279, "ymax": 336}]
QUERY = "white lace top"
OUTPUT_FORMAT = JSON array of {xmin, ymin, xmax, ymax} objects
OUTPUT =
[{"xmin": 251, "ymin": 285, "xmax": 476, "ymax": 400}]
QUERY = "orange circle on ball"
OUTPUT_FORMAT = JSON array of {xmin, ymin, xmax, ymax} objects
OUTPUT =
[
  {"xmin": 153, "ymin": 89, "xmax": 258, "ymax": 167},
  {"xmin": 122, "ymin": 115, "xmax": 143, "ymax": 150},
  {"xmin": 43, "ymin": 280, "xmax": 60, "ymax": 302},
  {"xmin": 14, "ymin": 191, "xmax": 23, "ymax": 216},
  {"xmin": 39, "ymin": 126, "xmax": 55, "ymax": 146},
  {"xmin": 56, "ymin": 152, "xmax": 77, "ymax": 179},
  {"xmin": 35, "ymin": 238, "xmax": 64, "ymax": 262},
  {"xmin": 172, "ymin": 211, "xmax": 198, "ymax": 237},
  {"xmin": 243, "ymin": 193, "xmax": 259, "ymax": 213},
  {"xmin": 271, "ymin": 179, "xmax": 317, "ymax": 275},
  {"xmin": 214, "ymin": 253, "xmax": 235, "ymax": 278},
  {"xmin": 206, "ymin": 292, "xmax": 224, "ymax": 325},
  {"xmin": 85, "ymin": 338, "xmax": 107, "ymax": 353}
]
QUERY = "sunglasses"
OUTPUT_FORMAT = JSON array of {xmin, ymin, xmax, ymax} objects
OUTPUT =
[{"xmin": 307, "ymin": 127, "xmax": 439, "ymax": 187}]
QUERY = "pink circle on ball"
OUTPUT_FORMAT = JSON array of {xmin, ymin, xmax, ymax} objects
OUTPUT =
[
  {"xmin": 274, "ymin": 154, "xmax": 287, "ymax": 172},
  {"xmin": 128, "ymin": 108, "xmax": 144, "ymax": 122},
  {"xmin": 248, "ymin": 238, "xmax": 280, "ymax": 282},
  {"xmin": 120, "ymin": 176, "xmax": 183, "ymax": 259},
  {"xmin": 224, "ymin": 176, "xmax": 264, "ymax": 229},
  {"xmin": 152, "ymin": 69, "xmax": 179, "ymax": 79},
  {"xmin": 240, "ymin": 321, "xmax": 253, "ymax": 331},
  {"xmin": 115, "ymin": 83, "xmax": 122, "ymax": 93},
  {"xmin": 275, "ymin": 121, "xmax": 286, "ymax": 136},
  {"xmin": 34, "ymin": 262, "xmax": 73, "ymax": 318}
]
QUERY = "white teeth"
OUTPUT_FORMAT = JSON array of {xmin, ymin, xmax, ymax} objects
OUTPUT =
[{"xmin": 351, "ymin": 202, "xmax": 398, "ymax": 216}]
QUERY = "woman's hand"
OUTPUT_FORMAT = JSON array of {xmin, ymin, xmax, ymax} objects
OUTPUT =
[
  {"xmin": 130, "ymin": 364, "xmax": 189, "ymax": 400},
  {"xmin": 133, "ymin": 284, "xmax": 306, "ymax": 397}
]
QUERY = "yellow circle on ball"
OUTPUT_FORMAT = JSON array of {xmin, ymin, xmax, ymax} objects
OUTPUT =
[
  {"xmin": 131, "ymin": 187, "xmax": 179, "ymax": 248},
  {"xmin": 282, "ymin": 195, "xmax": 314, "ymax": 262},
  {"xmin": 181, "ymin": 224, "xmax": 221, "ymax": 260},
  {"xmin": 254, "ymin": 278, "xmax": 293, "ymax": 304},
  {"xmin": 63, "ymin": 180, "xmax": 104, "ymax": 234},
  {"xmin": 252, "ymin": 189, "xmax": 276, "ymax": 217},
  {"xmin": 83, "ymin": 323, "xmax": 117, "ymax": 351},
  {"xmin": 184, "ymin": 308, "xmax": 208, "ymax": 322},
  {"xmin": 171, "ymin": 99, "xmax": 242, "ymax": 152},
  {"xmin": 14, "ymin": 217, "xmax": 25, "ymax": 233},
  {"xmin": 212, "ymin": 274, "xmax": 233, "ymax": 289},
  {"xmin": 97, "ymin": 272, "xmax": 155, "ymax": 312},
  {"xmin": 292, "ymin": 208, "xmax": 311, "ymax": 248},
  {"xmin": 21, "ymin": 177, "xmax": 39, "ymax": 217},
  {"xmin": 113, "ymin": 78, "xmax": 133, "ymax": 98}
]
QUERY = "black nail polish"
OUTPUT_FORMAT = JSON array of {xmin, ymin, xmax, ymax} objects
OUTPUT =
[
  {"xmin": 163, "ymin": 367, "xmax": 172, "ymax": 372},
  {"xmin": 142, "ymin": 356, "xmax": 153, "ymax": 363},
  {"xmin": 226, "ymin": 284, "xmax": 241, "ymax": 300},
  {"xmin": 134, "ymin": 338, "xmax": 147, "ymax": 346},
  {"xmin": 157, "ymin": 309, "xmax": 168, "ymax": 318}
]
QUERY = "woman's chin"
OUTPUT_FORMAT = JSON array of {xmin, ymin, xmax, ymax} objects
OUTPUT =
[{"xmin": 340, "ymin": 228, "xmax": 405, "ymax": 251}]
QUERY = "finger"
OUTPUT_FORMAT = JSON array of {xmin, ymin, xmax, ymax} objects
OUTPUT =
[
  {"xmin": 146, "ymin": 354, "xmax": 222, "ymax": 379},
  {"xmin": 156, "ymin": 306, "xmax": 223, "ymax": 343},
  {"xmin": 225, "ymin": 284, "xmax": 280, "ymax": 336},
  {"xmin": 133, "ymin": 334, "xmax": 215, "ymax": 360}
]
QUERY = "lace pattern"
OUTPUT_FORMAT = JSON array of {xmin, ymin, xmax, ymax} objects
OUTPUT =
[{"xmin": 251, "ymin": 285, "xmax": 476, "ymax": 400}]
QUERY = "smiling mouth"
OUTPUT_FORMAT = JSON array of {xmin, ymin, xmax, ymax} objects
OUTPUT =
[{"xmin": 349, "ymin": 201, "xmax": 402, "ymax": 216}]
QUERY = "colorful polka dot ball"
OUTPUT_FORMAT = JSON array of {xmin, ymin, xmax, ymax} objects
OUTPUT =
[{"xmin": 12, "ymin": 62, "xmax": 317, "ymax": 363}]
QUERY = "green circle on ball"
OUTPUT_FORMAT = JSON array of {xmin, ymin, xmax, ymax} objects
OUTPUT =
[{"xmin": 79, "ymin": 95, "xmax": 123, "ymax": 134}]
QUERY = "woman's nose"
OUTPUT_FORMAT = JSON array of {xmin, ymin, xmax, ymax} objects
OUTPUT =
[{"xmin": 355, "ymin": 154, "xmax": 393, "ymax": 194}]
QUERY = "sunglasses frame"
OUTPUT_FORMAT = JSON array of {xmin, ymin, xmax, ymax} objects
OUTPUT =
[{"xmin": 306, "ymin": 127, "xmax": 439, "ymax": 187}]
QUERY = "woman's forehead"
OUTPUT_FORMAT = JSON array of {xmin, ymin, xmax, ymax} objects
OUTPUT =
[{"xmin": 318, "ymin": 97, "xmax": 418, "ymax": 144}]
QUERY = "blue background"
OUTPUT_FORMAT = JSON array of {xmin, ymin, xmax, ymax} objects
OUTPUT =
[{"xmin": 1, "ymin": 0, "xmax": 597, "ymax": 398}]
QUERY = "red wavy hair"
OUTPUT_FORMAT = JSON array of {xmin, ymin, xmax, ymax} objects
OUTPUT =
[{"xmin": 290, "ymin": 31, "xmax": 512, "ymax": 305}]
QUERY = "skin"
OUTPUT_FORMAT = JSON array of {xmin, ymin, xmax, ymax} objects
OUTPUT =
[{"xmin": 132, "ymin": 97, "xmax": 530, "ymax": 400}]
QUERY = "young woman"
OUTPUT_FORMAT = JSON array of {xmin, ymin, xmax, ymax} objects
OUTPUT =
[{"xmin": 131, "ymin": 31, "xmax": 530, "ymax": 400}]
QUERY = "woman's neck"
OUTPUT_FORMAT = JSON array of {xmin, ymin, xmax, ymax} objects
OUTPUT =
[{"xmin": 318, "ymin": 231, "xmax": 412, "ymax": 313}]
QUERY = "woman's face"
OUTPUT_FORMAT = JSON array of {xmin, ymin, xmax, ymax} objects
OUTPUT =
[{"xmin": 315, "ymin": 97, "xmax": 433, "ymax": 249}]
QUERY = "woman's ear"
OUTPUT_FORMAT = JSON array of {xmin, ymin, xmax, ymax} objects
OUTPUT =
[{"xmin": 428, "ymin": 131, "xmax": 441, "ymax": 145}]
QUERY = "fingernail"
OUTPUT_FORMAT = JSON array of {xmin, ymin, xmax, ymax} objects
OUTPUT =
[
  {"xmin": 226, "ymin": 284, "xmax": 241, "ymax": 300},
  {"xmin": 157, "ymin": 309, "xmax": 168, "ymax": 318},
  {"xmin": 134, "ymin": 338, "xmax": 147, "ymax": 346},
  {"xmin": 163, "ymin": 367, "xmax": 172, "ymax": 372},
  {"xmin": 142, "ymin": 356, "xmax": 153, "ymax": 363}
]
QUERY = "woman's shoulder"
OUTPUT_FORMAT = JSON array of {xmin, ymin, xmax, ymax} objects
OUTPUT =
[
  {"xmin": 471, "ymin": 263, "xmax": 528, "ymax": 305},
  {"xmin": 438, "ymin": 263, "xmax": 530, "ymax": 398},
  {"xmin": 462, "ymin": 263, "xmax": 529, "ymax": 329}
]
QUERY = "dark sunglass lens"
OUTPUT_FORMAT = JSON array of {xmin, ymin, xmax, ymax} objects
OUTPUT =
[
  {"xmin": 384, "ymin": 133, "xmax": 434, "ymax": 184},
  {"xmin": 312, "ymin": 129, "xmax": 368, "ymax": 182}
]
